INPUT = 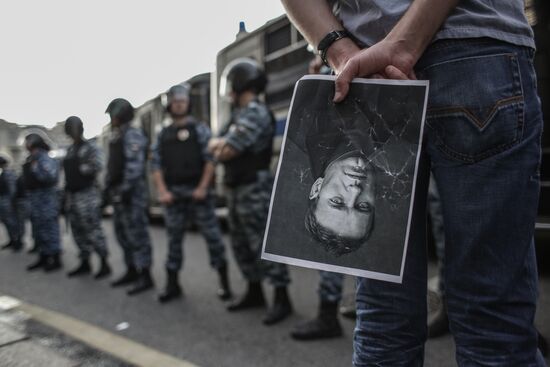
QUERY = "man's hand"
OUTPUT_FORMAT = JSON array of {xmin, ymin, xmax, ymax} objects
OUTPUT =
[
  {"xmin": 331, "ymin": 0, "xmax": 460, "ymax": 102},
  {"xmin": 192, "ymin": 187, "xmax": 208, "ymax": 202},
  {"xmin": 208, "ymin": 138, "xmax": 239, "ymax": 162},
  {"xmin": 158, "ymin": 189, "xmax": 174, "ymax": 206},
  {"xmin": 308, "ymin": 55, "xmax": 324, "ymax": 74},
  {"xmin": 282, "ymin": 0, "xmax": 458, "ymax": 102},
  {"xmin": 208, "ymin": 138, "xmax": 224, "ymax": 160},
  {"xmin": 325, "ymin": 37, "xmax": 361, "ymax": 75},
  {"xmin": 208, "ymin": 138, "xmax": 223, "ymax": 155},
  {"xmin": 334, "ymin": 38, "xmax": 417, "ymax": 102}
]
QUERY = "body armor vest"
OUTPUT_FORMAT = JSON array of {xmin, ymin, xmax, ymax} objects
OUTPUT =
[
  {"xmin": 223, "ymin": 112, "xmax": 274, "ymax": 188},
  {"xmin": 107, "ymin": 136, "xmax": 125, "ymax": 186},
  {"xmin": 160, "ymin": 124, "xmax": 204, "ymax": 186},
  {"xmin": 64, "ymin": 143, "xmax": 95, "ymax": 192},
  {"xmin": 0, "ymin": 171, "xmax": 8, "ymax": 195}
]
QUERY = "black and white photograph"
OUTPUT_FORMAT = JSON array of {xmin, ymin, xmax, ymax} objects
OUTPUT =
[{"xmin": 262, "ymin": 75, "xmax": 429, "ymax": 283}]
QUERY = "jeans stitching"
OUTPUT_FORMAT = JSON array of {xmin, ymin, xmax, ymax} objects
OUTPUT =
[
  {"xmin": 427, "ymin": 95, "xmax": 523, "ymax": 130},
  {"xmin": 513, "ymin": 49, "xmax": 526, "ymax": 154}
]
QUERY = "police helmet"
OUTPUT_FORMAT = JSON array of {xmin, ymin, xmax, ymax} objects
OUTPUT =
[
  {"xmin": 64, "ymin": 116, "xmax": 84, "ymax": 137},
  {"xmin": 166, "ymin": 83, "xmax": 191, "ymax": 114},
  {"xmin": 105, "ymin": 98, "xmax": 134, "ymax": 124},
  {"xmin": 25, "ymin": 133, "xmax": 50, "ymax": 151},
  {"xmin": 219, "ymin": 58, "xmax": 267, "ymax": 98}
]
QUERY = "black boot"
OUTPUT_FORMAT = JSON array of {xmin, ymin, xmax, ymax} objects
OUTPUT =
[
  {"xmin": 127, "ymin": 268, "xmax": 154, "ymax": 296},
  {"xmin": 27, "ymin": 254, "xmax": 46, "ymax": 271},
  {"xmin": 263, "ymin": 286, "xmax": 293, "ymax": 325},
  {"xmin": 340, "ymin": 306, "xmax": 357, "ymax": 320},
  {"xmin": 158, "ymin": 270, "xmax": 182, "ymax": 303},
  {"xmin": 291, "ymin": 301, "xmax": 342, "ymax": 340},
  {"xmin": 428, "ymin": 304, "xmax": 449, "ymax": 338},
  {"xmin": 338, "ymin": 293, "xmax": 356, "ymax": 320},
  {"xmin": 427, "ymin": 289, "xmax": 449, "ymax": 338},
  {"xmin": 67, "ymin": 259, "xmax": 91, "ymax": 277},
  {"xmin": 216, "ymin": 263, "xmax": 232, "ymax": 300},
  {"xmin": 11, "ymin": 240, "xmax": 23, "ymax": 252},
  {"xmin": 227, "ymin": 282, "xmax": 265, "ymax": 311},
  {"xmin": 111, "ymin": 266, "xmax": 139, "ymax": 287},
  {"xmin": 94, "ymin": 257, "xmax": 112, "ymax": 279},
  {"xmin": 43, "ymin": 254, "xmax": 62, "ymax": 272}
]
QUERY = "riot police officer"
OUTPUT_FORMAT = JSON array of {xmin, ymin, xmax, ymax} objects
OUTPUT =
[
  {"xmin": 105, "ymin": 98, "xmax": 154, "ymax": 295},
  {"xmin": 209, "ymin": 58, "xmax": 292, "ymax": 325},
  {"xmin": 63, "ymin": 116, "xmax": 111, "ymax": 279},
  {"xmin": 23, "ymin": 133, "xmax": 62, "ymax": 271},
  {"xmin": 152, "ymin": 84, "xmax": 231, "ymax": 303},
  {"xmin": 0, "ymin": 154, "xmax": 22, "ymax": 251}
]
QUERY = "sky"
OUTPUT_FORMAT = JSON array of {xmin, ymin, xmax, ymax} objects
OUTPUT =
[{"xmin": 0, "ymin": 1, "xmax": 286, "ymax": 138}]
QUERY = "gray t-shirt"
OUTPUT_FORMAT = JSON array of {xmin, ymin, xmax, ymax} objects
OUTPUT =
[{"xmin": 338, "ymin": 0, "xmax": 535, "ymax": 49}]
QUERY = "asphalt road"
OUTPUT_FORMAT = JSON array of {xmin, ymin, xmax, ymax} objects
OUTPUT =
[{"xmin": 1, "ymin": 219, "xmax": 549, "ymax": 367}]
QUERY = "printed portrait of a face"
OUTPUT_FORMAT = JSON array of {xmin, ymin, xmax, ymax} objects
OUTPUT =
[{"xmin": 305, "ymin": 154, "xmax": 375, "ymax": 257}]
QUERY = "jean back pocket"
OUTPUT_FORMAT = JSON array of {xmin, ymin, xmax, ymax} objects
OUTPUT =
[{"xmin": 419, "ymin": 53, "xmax": 524, "ymax": 163}]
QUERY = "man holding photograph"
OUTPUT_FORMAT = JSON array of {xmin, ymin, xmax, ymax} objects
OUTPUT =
[{"xmin": 281, "ymin": 0, "xmax": 545, "ymax": 366}]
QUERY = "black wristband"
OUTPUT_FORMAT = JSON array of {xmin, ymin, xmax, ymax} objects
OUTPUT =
[{"xmin": 317, "ymin": 30, "xmax": 350, "ymax": 67}]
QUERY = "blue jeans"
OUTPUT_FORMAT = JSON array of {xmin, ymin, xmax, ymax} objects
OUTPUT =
[{"xmin": 354, "ymin": 38, "xmax": 545, "ymax": 366}]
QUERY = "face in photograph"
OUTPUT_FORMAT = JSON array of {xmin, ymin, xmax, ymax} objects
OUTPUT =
[{"xmin": 306, "ymin": 154, "xmax": 375, "ymax": 256}]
